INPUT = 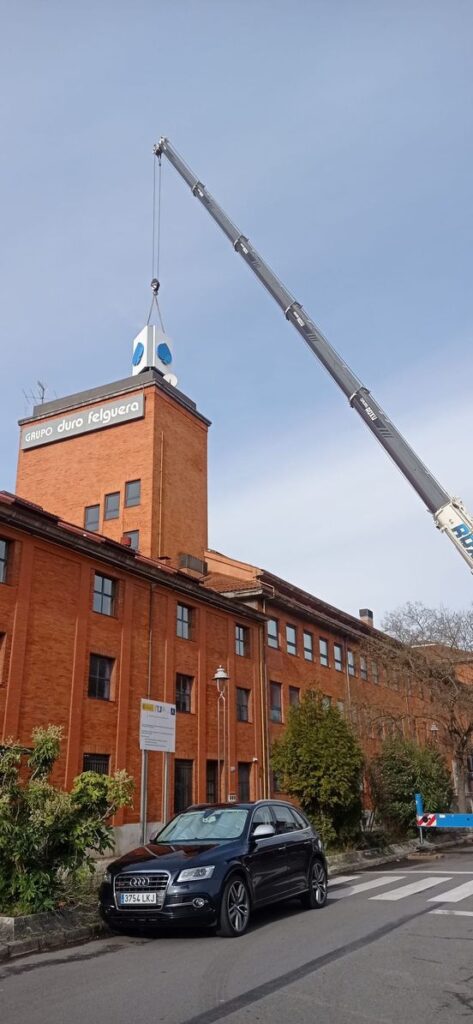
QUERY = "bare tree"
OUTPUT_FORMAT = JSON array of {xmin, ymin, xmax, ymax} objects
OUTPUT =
[{"xmin": 358, "ymin": 604, "xmax": 473, "ymax": 812}]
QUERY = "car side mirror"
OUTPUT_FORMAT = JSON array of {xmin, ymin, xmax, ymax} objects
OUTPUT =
[{"xmin": 252, "ymin": 823, "xmax": 275, "ymax": 841}]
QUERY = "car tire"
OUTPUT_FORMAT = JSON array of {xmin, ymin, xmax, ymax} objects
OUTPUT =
[
  {"xmin": 300, "ymin": 859, "xmax": 328, "ymax": 909},
  {"xmin": 218, "ymin": 876, "xmax": 251, "ymax": 937}
]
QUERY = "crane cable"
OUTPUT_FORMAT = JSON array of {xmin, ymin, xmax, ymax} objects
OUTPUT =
[{"xmin": 147, "ymin": 153, "xmax": 166, "ymax": 332}]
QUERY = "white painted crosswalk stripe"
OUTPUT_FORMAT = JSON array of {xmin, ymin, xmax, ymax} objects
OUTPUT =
[
  {"xmin": 328, "ymin": 875, "xmax": 360, "ymax": 887},
  {"xmin": 370, "ymin": 876, "xmax": 451, "ymax": 901},
  {"xmin": 430, "ymin": 910, "xmax": 473, "ymax": 918},
  {"xmin": 429, "ymin": 879, "xmax": 473, "ymax": 903},
  {"xmin": 329, "ymin": 875, "xmax": 404, "ymax": 899}
]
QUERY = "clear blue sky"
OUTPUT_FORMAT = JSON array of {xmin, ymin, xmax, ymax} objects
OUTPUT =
[{"xmin": 1, "ymin": 1, "xmax": 472, "ymax": 621}]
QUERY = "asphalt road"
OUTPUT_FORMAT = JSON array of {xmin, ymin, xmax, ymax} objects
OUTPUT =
[{"xmin": 2, "ymin": 847, "xmax": 473, "ymax": 1024}]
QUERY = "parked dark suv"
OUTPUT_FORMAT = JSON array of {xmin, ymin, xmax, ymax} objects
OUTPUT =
[{"xmin": 99, "ymin": 800, "xmax": 327, "ymax": 937}]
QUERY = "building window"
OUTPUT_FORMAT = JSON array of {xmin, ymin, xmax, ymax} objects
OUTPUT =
[
  {"xmin": 270, "ymin": 682, "xmax": 282, "ymax": 723},
  {"xmin": 206, "ymin": 760, "xmax": 218, "ymax": 804},
  {"xmin": 319, "ymin": 638, "xmax": 329, "ymax": 667},
  {"xmin": 82, "ymin": 753, "xmax": 110, "ymax": 775},
  {"xmin": 0, "ymin": 539, "xmax": 9, "ymax": 584},
  {"xmin": 238, "ymin": 762, "xmax": 251, "ymax": 802},
  {"xmin": 270, "ymin": 769, "xmax": 282, "ymax": 793},
  {"xmin": 125, "ymin": 479, "xmax": 141, "ymax": 507},
  {"xmin": 93, "ymin": 573, "xmax": 116, "ymax": 616},
  {"xmin": 347, "ymin": 649, "xmax": 356, "ymax": 676},
  {"xmin": 84, "ymin": 505, "xmax": 100, "ymax": 532},
  {"xmin": 235, "ymin": 624, "xmax": 249, "ymax": 657},
  {"xmin": 176, "ymin": 673, "xmax": 193, "ymax": 713},
  {"xmin": 88, "ymin": 654, "xmax": 114, "ymax": 701},
  {"xmin": 303, "ymin": 631, "xmax": 313, "ymax": 661},
  {"xmin": 322, "ymin": 695, "xmax": 332, "ymax": 710},
  {"xmin": 177, "ymin": 603, "xmax": 194, "ymax": 640},
  {"xmin": 104, "ymin": 492, "xmax": 120, "ymax": 520},
  {"xmin": 360, "ymin": 655, "xmax": 368, "ymax": 680},
  {"xmin": 286, "ymin": 624, "xmax": 297, "ymax": 656},
  {"xmin": 236, "ymin": 687, "xmax": 250, "ymax": 722},
  {"xmin": 123, "ymin": 530, "xmax": 139, "ymax": 551},
  {"xmin": 337, "ymin": 700, "xmax": 345, "ymax": 715},
  {"xmin": 267, "ymin": 618, "xmax": 279, "ymax": 649},
  {"xmin": 0, "ymin": 633, "xmax": 6, "ymax": 684},
  {"xmin": 174, "ymin": 759, "xmax": 193, "ymax": 813},
  {"xmin": 334, "ymin": 644, "xmax": 343, "ymax": 671},
  {"xmin": 289, "ymin": 686, "xmax": 300, "ymax": 707},
  {"xmin": 372, "ymin": 660, "xmax": 379, "ymax": 684}
]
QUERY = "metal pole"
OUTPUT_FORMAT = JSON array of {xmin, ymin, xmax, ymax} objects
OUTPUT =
[
  {"xmin": 223, "ymin": 692, "xmax": 227, "ymax": 802},
  {"xmin": 162, "ymin": 751, "xmax": 170, "ymax": 824},
  {"xmin": 140, "ymin": 749, "xmax": 148, "ymax": 845},
  {"xmin": 217, "ymin": 692, "xmax": 221, "ymax": 802}
]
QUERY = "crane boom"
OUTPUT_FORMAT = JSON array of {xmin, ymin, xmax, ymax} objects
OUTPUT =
[{"xmin": 155, "ymin": 137, "xmax": 473, "ymax": 573}]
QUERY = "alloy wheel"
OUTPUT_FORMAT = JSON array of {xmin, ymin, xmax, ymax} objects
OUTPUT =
[
  {"xmin": 227, "ymin": 880, "xmax": 250, "ymax": 933},
  {"xmin": 311, "ymin": 862, "xmax": 327, "ymax": 905}
]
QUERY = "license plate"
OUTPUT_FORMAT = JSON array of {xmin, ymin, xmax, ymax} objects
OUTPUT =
[{"xmin": 119, "ymin": 892, "xmax": 159, "ymax": 906}]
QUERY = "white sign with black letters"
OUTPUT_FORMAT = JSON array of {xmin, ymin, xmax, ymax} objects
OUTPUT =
[{"xmin": 139, "ymin": 698, "xmax": 176, "ymax": 753}]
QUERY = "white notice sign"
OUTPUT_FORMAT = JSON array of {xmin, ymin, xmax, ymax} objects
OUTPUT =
[{"xmin": 139, "ymin": 699, "xmax": 176, "ymax": 752}]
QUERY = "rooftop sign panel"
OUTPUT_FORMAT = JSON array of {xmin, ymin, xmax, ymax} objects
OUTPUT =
[{"xmin": 21, "ymin": 393, "xmax": 144, "ymax": 450}]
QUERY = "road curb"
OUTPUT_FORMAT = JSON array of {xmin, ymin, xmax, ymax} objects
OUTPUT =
[
  {"xmin": 0, "ymin": 919, "xmax": 108, "ymax": 964},
  {"xmin": 327, "ymin": 835, "xmax": 472, "ymax": 877}
]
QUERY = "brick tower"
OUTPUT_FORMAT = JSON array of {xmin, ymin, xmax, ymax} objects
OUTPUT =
[{"xmin": 16, "ymin": 369, "xmax": 210, "ymax": 569}]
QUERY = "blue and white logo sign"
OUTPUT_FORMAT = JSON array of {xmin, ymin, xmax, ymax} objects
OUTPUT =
[{"xmin": 131, "ymin": 325, "xmax": 175, "ymax": 379}]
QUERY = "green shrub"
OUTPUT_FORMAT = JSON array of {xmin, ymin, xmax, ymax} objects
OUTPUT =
[
  {"xmin": 368, "ymin": 737, "xmax": 453, "ymax": 838},
  {"xmin": 271, "ymin": 690, "xmax": 363, "ymax": 848},
  {"xmin": 0, "ymin": 725, "xmax": 134, "ymax": 915}
]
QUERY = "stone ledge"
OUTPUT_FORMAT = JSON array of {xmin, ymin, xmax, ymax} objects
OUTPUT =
[{"xmin": 0, "ymin": 919, "xmax": 107, "ymax": 963}]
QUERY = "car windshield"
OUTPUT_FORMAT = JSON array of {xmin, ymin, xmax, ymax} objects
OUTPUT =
[{"xmin": 154, "ymin": 808, "xmax": 249, "ymax": 843}]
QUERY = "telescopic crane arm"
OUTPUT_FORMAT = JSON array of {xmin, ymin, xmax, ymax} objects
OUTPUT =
[{"xmin": 155, "ymin": 137, "xmax": 473, "ymax": 573}]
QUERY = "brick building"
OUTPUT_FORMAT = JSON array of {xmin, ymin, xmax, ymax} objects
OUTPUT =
[{"xmin": 0, "ymin": 366, "xmax": 441, "ymax": 845}]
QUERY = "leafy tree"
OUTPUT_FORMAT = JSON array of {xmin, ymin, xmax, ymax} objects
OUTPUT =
[
  {"xmin": 0, "ymin": 725, "xmax": 134, "ymax": 915},
  {"xmin": 358, "ymin": 602, "xmax": 473, "ymax": 811},
  {"xmin": 368, "ymin": 736, "xmax": 453, "ymax": 837},
  {"xmin": 271, "ymin": 690, "xmax": 363, "ymax": 846}
]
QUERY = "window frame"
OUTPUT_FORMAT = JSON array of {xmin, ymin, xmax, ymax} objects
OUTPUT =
[
  {"xmin": 176, "ymin": 603, "xmax": 194, "ymax": 640},
  {"xmin": 175, "ymin": 673, "xmax": 193, "ymax": 714},
  {"xmin": 286, "ymin": 624, "xmax": 297, "ymax": 656},
  {"xmin": 360, "ymin": 655, "xmax": 368, "ymax": 681},
  {"xmin": 269, "ymin": 681, "xmax": 283, "ymax": 723},
  {"xmin": 347, "ymin": 649, "xmax": 356, "ymax": 676},
  {"xmin": 88, "ymin": 653, "xmax": 114, "ymax": 701},
  {"xmin": 82, "ymin": 753, "xmax": 110, "ymax": 775},
  {"xmin": 372, "ymin": 660, "xmax": 379, "ymax": 684},
  {"xmin": 267, "ymin": 618, "xmax": 279, "ymax": 649},
  {"xmin": 289, "ymin": 685, "xmax": 300, "ymax": 707},
  {"xmin": 124, "ymin": 479, "xmax": 141, "ymax": 508},
  {"xmin": 92, "ymin": 572, "xmax": 116, "ymax": 617},
  {"xmin": 334, "ymin": 643, "xmax": 343, "ymax": 672},
  {"xmin": 319, "ymin": 637, "xmax": 329, "ymax": 668},
  {"xmin": 84, "ymin": 505, "xmax": 100, "ymax": 532},
  {"xmin": 0, "ymin": 539, "xmax": 9, "ymax": 584},
  {"xmin": 236, "ymin": 686, "xmax": 250, "ymax": 722},
  {"xmin": 303, "ymin": 630, "xmax": 313, "ymax": 661},
  {"xmin": 123, "ymin": 530, "xmax": 140, "ymax": 551},
  {"xmin": 104, "ymin": 491, "xmax": 120, "ymax": 521},
  {"xmin": 235, "ymin": 624, "xmax": 250, "ymax": 658}
]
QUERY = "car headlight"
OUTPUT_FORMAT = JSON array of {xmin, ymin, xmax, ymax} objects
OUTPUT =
[
  {"xmin": 177, "ymin": 866, "xmax": 215, "ymax": 882},
  {"xmin": 103, "ymin": 870, "xmax": 112, "ymax": 883}
]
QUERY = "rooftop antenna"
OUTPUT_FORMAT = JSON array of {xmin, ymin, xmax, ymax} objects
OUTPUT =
[{"xmin": 22, "ymin": 380, "xmax": 48, "ymax": 415}]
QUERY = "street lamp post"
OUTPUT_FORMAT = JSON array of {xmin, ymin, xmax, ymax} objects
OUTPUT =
[{"xmin": 214, "ymin": 666, "xmax": 229, "ymax": 803}]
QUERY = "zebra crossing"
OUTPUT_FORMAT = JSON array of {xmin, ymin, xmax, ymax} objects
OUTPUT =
[{"xmin": 328, "ymin": 870, "xmax": 473, "ymax": 916}]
